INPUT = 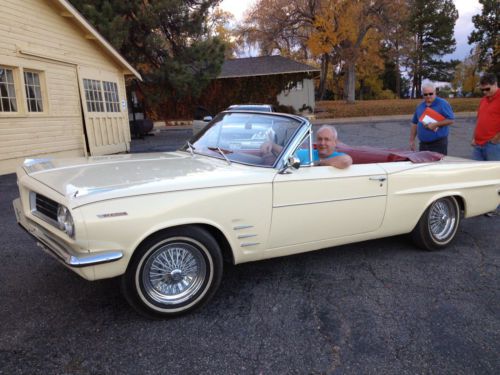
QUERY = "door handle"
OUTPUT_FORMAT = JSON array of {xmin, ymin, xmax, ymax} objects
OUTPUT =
[{"xmin": 369, "ymin": 176, "xmax": 386, "ymax": 182}]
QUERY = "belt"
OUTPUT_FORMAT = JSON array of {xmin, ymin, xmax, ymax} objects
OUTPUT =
[{"xmin": 420, "ymin": 137, "xmax": 447, "ymax": 145}]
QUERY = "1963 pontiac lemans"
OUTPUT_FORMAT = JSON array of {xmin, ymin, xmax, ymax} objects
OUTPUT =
[{"xmin": 13, "ymin": 111, "xmax": 500, "ymax": 318}]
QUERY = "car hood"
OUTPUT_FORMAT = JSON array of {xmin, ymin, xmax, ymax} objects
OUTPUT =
[{"xmin": 23, "ymin": 152, "xmax": 275, "ymax": 207}]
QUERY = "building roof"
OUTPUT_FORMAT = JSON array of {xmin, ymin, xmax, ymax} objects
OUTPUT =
[
  {"xmin": 218, "ymin": 56, "xmax": 319, "ymax": 79},
  {"xmin": 53, "ymin": 0, "xmax": 142, "ymax": 80}
]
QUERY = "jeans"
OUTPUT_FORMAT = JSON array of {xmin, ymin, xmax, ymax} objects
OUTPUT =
[{"xmin": 472, "ymin": 141, "xmax": 500, "ymax": 161}]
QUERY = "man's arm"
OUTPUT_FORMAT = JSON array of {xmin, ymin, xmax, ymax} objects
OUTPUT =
[
  {"xmin": 409, "ymin": 123, "xmax": 417, "ymax": 151},
  {"xmin": 427, "ymin": 100, "xmax": 455, "ymax": 131},
  {"xmin": 318, "ymin": 154, "xmax": 353, "ymax": 169},
  {"xmin": 491, "ymin": 132, "xmax": 500, "ymax": 144},
  {"xmin": 260, "ymin": 141, "xmax": 283, "ymax": 155},
  {"xmin": 426, "ymin": 119, "xmax": 454, "ymax": 132}
]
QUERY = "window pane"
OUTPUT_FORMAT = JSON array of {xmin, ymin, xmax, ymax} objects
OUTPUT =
[
  {"xmin": 0, "ymin": 67, "xmax": 18, "ymax": 112},
  {"xmin": 0, "ymin": 84, "xmax": 8, "ymax": 97},
  {"xmin": 102, "ymin": 80, "xmax": 120, "ymax": 112},
  {"xmin": 83, "ymin": 78, "xmax": 105, "ymax": 112},
  {"xmin": 24, "ymin": 71, "xmax": 43, "ymax": 112}
]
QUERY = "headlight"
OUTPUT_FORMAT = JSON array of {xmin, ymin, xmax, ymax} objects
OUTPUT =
[{"xmin": 57, "ymin": 205, "xmax": 75, "ymax": 238}]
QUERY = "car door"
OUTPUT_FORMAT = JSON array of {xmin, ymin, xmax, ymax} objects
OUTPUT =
[{"xmin": 268, "ymin": 163, "xmax": 388, "ymax": 248}]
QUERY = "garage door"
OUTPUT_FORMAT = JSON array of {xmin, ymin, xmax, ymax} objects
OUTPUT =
[{"xmin": 77, "ymin": 66, "xmax": 130, "ymax": 155}]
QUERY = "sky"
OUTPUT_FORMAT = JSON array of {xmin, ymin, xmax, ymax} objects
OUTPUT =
[{"xmin": 220, "ymin": 0, "xmax": 482, "ymax": 61}]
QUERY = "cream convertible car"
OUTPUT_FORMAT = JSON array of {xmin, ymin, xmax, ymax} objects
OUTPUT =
[{"xmin": 13, "ymin": 112, "xmax": 500, "ymax": 318}]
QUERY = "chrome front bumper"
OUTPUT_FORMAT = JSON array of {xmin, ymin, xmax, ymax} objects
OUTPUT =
[{"xmin": 13, "ymin": 198, "xmax": 123, "ymax": 268}]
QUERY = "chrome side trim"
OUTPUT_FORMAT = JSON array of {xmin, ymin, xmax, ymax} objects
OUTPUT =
[
  {"xmin": 274, "ymin": 194, "xmax": 387, "ymax": 208},
  {"xmin": 237, "ymin": 234, "xmax": 257, "ymax": 239},
  {"xmin": 233, "ymin": 225, "xmax": 254, "ymax": 230},
  {"xmin": 241, "ymin": 242, "xmax": 260, "ymax": 247}
]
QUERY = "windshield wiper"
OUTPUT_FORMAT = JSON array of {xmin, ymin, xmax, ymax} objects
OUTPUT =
[
  {"xmin": 186, "ymin": 141, "xmax": 195, "ymax": 156},
  {"xmin": 208, "ymin": 147, "xmax": 232, "ymax": 165}
]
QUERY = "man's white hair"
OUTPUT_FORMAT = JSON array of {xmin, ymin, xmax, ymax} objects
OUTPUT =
[
  {"xmin": 317, "ymin": 125, "xmax": 338, "ymax": 139},
  {"xmin": 421, "ymin": 82, "xmax": 435, "ymax": 92}
]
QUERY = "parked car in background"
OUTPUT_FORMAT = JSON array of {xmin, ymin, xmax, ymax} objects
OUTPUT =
[
  {"xmin": 227, "ymin": 104, "xmax": 275, "ymax": 112},
  {"xmin": 192, "ymin": 106, "xmax": 213, "ymax": 136},
  {"xmin": 13, "ymin": 111, "xmax": 500, "ymax": 318},
  {"xmin": 192, "ymin": 104, "xmax": 275, "ymax": 135}
]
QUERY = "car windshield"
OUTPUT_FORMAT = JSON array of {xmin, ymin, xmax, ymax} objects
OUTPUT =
[{"xmin": 182, "ymin": 112, "xmax": 303, "ymax": 167}]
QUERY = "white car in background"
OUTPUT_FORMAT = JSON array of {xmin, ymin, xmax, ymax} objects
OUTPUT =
[
  {"xmin": 13, "ymin": 111, "xmax": 500, "ymax": 318},
  {"xmin": 192, "ymin": 104, "xmax": 275, "ymax": 135}
]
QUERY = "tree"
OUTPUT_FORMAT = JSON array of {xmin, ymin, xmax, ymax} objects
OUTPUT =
[
  {"xmin": 237, "ymin": 0, "xmax": 407, "ymax": 103},
  {"xmin": 406, "ymin": 0, "xmax": 458, "ymax": 98},
  {"xmin": 207, "ymin": 7, "xmax": 238, "ymax": 58},
  {"xmin": 468, "ymin": 0, "xmax": 500, "ymax": 75},
  {"xmin": 70, "ymin": 0, "xmax": 226, "ymax": 112},
  {"xmin": 452, "ymin": 48, "xmax": 481, "ymax": 96},
  {"xmin": 380, "ymin": 45, "xmax": 408, "ymax": 98}
]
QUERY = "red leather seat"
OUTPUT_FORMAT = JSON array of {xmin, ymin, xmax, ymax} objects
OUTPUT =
[{"xmin": 335, "ymin": 144, "xmax": 444, "ymax": 164}]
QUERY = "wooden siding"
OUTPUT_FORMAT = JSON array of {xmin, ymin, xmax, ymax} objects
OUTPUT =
[
  {"xmin": 0, "ymin": 0, "xmax": 132, "ymax": 175},
  {"xmin": 0, "ymin": 0, "xmax": 127, "ymax": 71}
]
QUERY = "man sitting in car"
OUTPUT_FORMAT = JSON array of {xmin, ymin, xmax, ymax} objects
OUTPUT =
[{"xmin": 261, "ymin": 125, "xmax": 352, "ymax": 169}]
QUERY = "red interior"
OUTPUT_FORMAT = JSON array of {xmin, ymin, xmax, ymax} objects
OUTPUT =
[{"xmin": 335, "ymin": 144, "xmax": 444, "ymax": 164}]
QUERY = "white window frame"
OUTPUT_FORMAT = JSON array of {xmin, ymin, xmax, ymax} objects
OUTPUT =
[
  {"xmin": 0, "ymin": 66, "xmax": 19, "ymax": 114},
  {"xmin": 83, "ymin": 78, "xmax": 105, "ymax": 112},
  {"xmin": 83, "ymin": 78, "xmax": 121, "ymax": 113},
  {"xmin": 102, "ymin": 81, "xmax": 120, "ymax": 112},
  {"xmin": 23, "ymin": 70, "xmax": 46, "ymax": 113}
]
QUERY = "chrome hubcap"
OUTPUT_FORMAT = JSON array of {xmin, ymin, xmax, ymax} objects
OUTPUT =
[
  {"xmin": 142, "ymin": 242, "xmax": 207, "ymax": 305},
  {"xmin": 428, "ymin": 200, "xmax": 456, "ymax": 241}
]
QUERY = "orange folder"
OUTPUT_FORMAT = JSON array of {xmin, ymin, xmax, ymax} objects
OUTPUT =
[{"xmin": 419, "ymin": 107, "xmax": 445, "ymax": 123}]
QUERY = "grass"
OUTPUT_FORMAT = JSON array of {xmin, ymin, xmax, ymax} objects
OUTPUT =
[{"xmin": 315, "ymin": 98, "xmax": 481, "ymax": 118}]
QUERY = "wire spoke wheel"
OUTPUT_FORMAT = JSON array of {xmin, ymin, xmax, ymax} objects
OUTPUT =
[
  {"xmin": 428, "ymin": 199, "xmax": 457, "ymax": 242},
  {"xmin": 412, "ymin": 196, "xmax": 461, "ymax": 251},
  {"xmin": 143, "ymin": 242, "xmax": 207, "ymax": 305},
  {"xmin": 122, "ymin": 227, "xmax": 223, "ymax": 318}
]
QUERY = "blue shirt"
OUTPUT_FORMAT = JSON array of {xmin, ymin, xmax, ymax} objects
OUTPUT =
[
  {"xmin": 411, "ymin": 96, "xmax": 454, "ymax": 142},
  {"xmin": 296, "ymin": 149, "xmax": 345, "ymax": 165}
]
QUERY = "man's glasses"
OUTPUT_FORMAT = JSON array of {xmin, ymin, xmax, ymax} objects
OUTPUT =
[
  {"xmin": 423, "ymin": 93, "xmax": 434, "ymax": 96},
  {"xmin": 480, "ymin": 87, "xmax": 491, "ymax": 92}
]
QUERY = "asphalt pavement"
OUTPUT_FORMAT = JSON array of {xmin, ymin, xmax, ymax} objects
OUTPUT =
[{"xmin": 1, "ymin": 114, "xmax": 498, "ymax": 375}]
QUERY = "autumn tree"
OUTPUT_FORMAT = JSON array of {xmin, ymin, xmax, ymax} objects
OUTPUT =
[
  {"xmin": 468, "ymin": 0, "xmax": 500, "ymax": 74},
  {"xmin": 237, "ymin": 0, "xmax": 316, "ymax": 58},
  {"xmin": 308, "ymin": 0, "xmax": 404, "ymax": 103},
  {"xmin": 452, "ymin": 47, "xmax": 481, "ymax": 96},
  {"xmin": 208, "ymin": 7, "xmax": 238, "ymax": 58},
  {"xmin": 406, "ymin": 0, "xmax": 458, "ymax": 98}
]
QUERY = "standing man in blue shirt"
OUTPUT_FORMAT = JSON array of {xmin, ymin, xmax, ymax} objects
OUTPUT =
[{"xmin": 409, "ymin": 83, "xmax": 455, "ymax": 154}]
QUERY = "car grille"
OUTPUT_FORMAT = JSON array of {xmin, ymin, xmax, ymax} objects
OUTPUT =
[{"xmin": 30, "ymin": 192, "xmax": 59, "ymax": 226}]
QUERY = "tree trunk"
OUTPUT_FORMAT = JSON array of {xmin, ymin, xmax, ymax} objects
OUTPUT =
[
  {"xmin": 346, "ymin": 61, "xmax": 356, "ymax": 104},
  {"xmin": 318, "ymin": 53, "xmax": 330, "ymax": 100},
  {"xmin": 395, "ymin": 42, "xmax": 401, "ymax": 98}
]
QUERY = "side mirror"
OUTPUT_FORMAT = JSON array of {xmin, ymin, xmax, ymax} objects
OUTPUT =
[
  {"xmin": 288, "ymin": 155, "xmax": 301, "ymax": 169},
  {"xmin": 203, "ymin": 116, "xmax": 213, "ymax": 122},
  {"xmin": 279, "ymin": 155, "xmax": 301, "ymax": 174}
]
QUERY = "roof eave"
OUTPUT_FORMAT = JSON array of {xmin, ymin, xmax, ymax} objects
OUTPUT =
[
  {"xmin": 55, "ymin": 0, "xmax": 142, "ymax": 81},
  {"xmin": 218, "ymin": 70, "xmax": 320, "ymax": 79}
]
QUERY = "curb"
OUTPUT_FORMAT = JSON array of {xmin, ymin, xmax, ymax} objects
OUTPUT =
[
  {"xmin": 312, "ymin": 111, "xmax": 477, "ymax": 125},
  {"xmin": 158, "ymin": 112, "xmax": 478, "ymax": 130}
]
